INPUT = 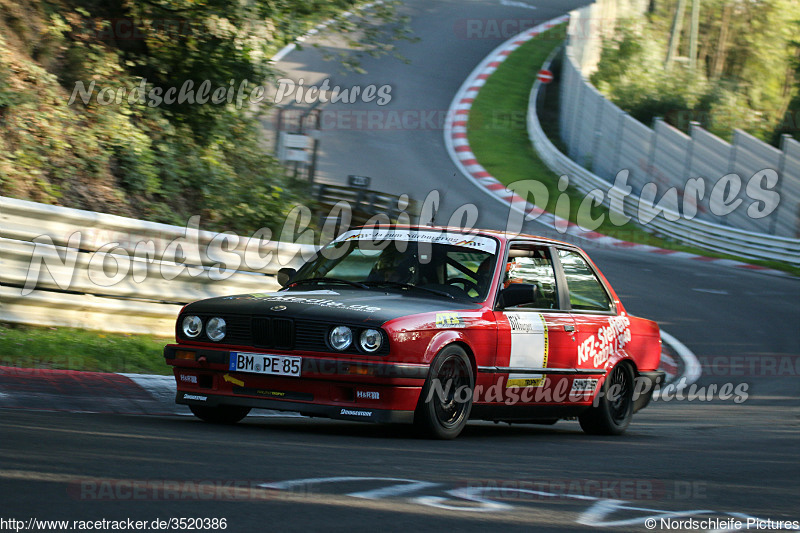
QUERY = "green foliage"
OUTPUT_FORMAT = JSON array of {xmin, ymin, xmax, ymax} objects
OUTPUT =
[
  {"xmin": 0, "ymin": 322, "xmax": 170, "ymax": 375},
  {"xmin": 591, "ymin": 1, "xmax": 800, "ymax": 145},
  {"xmin": 0, "ymin": 0, "xmax": 411, "ymax": 233}
]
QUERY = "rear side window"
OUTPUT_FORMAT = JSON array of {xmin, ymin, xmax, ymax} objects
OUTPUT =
[{"xmin": 557, "ymin": 250, "xmax": 613, "ymax": 312}]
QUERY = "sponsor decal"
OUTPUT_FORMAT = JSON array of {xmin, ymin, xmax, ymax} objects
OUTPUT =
[
  {"xmin": 508, "ymin": 314, "xmax": 539, "ymax": 333},
  {"xmin": 332, "ymin": 229, "xmax": 498, "ymax": 255},
  {"xmin": 356, "ymin": 390, "xmax": 380, "ymax": 400},
  {"xmin": 571, "ymin": 378, "xmax": 599, "ymax": 394},
  {"xmin": 506, "ymin": 313, "xmax": 549, "ymax": 388},
  {"xmin": 221, "ymin": 290, "xmax": 340, "ymax": 301},
  {"xmin": 255, "ymin": 389, "xmax": 286, "ymax": 398},
  {"xmin": 264, "ymin": 295, "xmax": 381, "ymax": 313},
  {"xmin": 179, "ymin": 374, "xmax": 198, "ymax": 384},
  {"xmin": 508, "ymin": 378, "xmax": 546, "ymax": 388},
  {"xmin": 340, "ymin": 408, "xmax": 373, "ymax": 417},
  {"xmin": 577, "ymin": 314, "xmax": 632, "ymax": 368},
  {"xmin": 232, "ymin": 386, "xmax": 313, "ymax": 401},
  {"xmin": 183, "ymin": 394, "xmax": 207, "ymax": 401},
  {"xmin": 435, "ymin": 312, "xmax": 465, "ymax": 328}
]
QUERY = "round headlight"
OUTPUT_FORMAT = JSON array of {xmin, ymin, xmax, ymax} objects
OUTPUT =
[
  {"xmin": 182, "ymin": 316, "xmax": 202, "ymax": 338},
  {"xmin": 329, "ymin": 326, "xmax": 353, "ymax": 351},
  {"xmin": 360, "ymin": 329, "xmax": 383, "ymax": 353},
  {"xmin": 206, "ymin": 317, "xmax": 226, "ymax": 342}
]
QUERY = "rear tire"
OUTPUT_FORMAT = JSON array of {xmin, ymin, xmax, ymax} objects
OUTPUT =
[
  {"xmin": 189, "ymin": 404, "xmax": 251, "ymax": 424},
  {"xmin": 415, "ymin": 345, "xmax": 474, "ymax": 440},
  {"xmin": 579, "ymin": 363, "xmax": 634, "ymax": 435}
]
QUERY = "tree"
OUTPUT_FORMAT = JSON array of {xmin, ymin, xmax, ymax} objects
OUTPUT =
[
  {"xmin": 591, "ymin": 0, "xmax": 800, "ymax": 144},
  {"xmin": 0, "ymin": 0, "xmax": 414, "ymax": 232}
]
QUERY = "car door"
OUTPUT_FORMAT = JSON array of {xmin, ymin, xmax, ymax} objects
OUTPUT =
[
  {"xmin": 490, "ymin": 242, "xmax": 577, "ymax": 404},
  {"xmin": 554, "ymin": 248, "xmax": 627, "ymax": 396}
]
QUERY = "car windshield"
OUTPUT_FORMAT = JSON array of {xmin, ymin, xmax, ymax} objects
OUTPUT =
[{"xmin": 291, "ymin": 229, "xmax": 499, "ymax": 302}]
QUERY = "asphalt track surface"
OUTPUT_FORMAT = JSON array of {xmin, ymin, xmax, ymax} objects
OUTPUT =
[{"xmin": 2, "ymin": 1, "xmax": 799, "ymax": 531}]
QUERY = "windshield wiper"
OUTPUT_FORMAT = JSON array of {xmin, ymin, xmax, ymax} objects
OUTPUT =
[
  {"xmin": 364, "ymin": 281, "xmax": 456, "ymax": 300},
  {"xmin": 289, "ymin": 277, "xmax": 369, "ymax": 290}
]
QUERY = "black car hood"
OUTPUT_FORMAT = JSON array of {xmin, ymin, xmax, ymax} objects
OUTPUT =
[{"xmin": 182, "ymin": 288, "xmax": 482, "ymax": 326}]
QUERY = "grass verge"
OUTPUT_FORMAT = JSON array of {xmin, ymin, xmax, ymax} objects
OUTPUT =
[
  {"xmin": 467, "ymin": 26, "xmax": 799, "ymax": 276},
  {"xmin": 0, "ymin": 323, "xmax": 171, "ymax": 375}
]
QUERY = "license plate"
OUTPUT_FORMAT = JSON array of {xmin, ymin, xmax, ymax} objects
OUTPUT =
[{"xmin": 229, "ymin": 352, "xmax": 301, "ymax": 377}]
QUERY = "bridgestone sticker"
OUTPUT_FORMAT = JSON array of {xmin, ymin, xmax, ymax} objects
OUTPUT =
[
  {"xmin": 183, "ymin": 394, "xmax": 207, "ymax": 401},
  {"xmin": 340, "ymin": 408, "xmax": 372, "ymax": 417}
]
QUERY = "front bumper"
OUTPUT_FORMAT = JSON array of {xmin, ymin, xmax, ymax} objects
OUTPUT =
[{"xmin": 165, "ymin": 345, "xmax": 427, "ymax": 422}]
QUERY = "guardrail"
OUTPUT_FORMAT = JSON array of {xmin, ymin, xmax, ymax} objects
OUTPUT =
[
  {"xmin": 528, "ymin": 61, "xmax": 800, "ymax": 264},
  {"xmin": 527, "ymin": 56, "xmax": 800, "ymax": 265},
  {"xmin": 0, "ymin": 196, "xmax": 317, "ymax": 336},
  {"xmin": 313, "ymin": 183, "xmax": 419, "ymax": 227}
]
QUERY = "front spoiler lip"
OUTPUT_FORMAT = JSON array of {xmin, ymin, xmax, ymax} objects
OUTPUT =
[{"xmin": 177, "ymin": 391, "xmax": 415, "ymax": 424}]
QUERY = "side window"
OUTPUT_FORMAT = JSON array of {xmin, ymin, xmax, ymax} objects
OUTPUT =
[
  {"xmin": 557, "ymin": 250, "xmax": 613, "ymax": 312},
  {"xmin": 499, "ymin": 246, "xmax": 558, "ymax": 309}
]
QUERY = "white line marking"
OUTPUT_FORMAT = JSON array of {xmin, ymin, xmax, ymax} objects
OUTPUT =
[
  {"xmin": 259, "ymin": 476, "xmax": 436, "ymax": 499},
  {"xmin": 349, "ymin": 481, "xmax": 440, "ymax": 500},
  {"xmin": 692, "ymin": 288, "xmax": 729, "ymax": 295},
  {"xmin": 577, "ymin": 498, "xmax": 714, "ymax": 528},
  {"xmin": 257, "ymin": 475, "xmax": 787, "ymax": 529},
  {"xmin": 500, "ymin": 0, "xmax": 537, "ymax": 9}
]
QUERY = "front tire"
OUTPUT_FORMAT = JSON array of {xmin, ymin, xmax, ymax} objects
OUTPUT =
[
  {"xmin": 189, "ymin": 404, "xmax": 251, "ymax": 424},
  {"xmin": 579, "ymin": 363, "xmax": 634, "ymax": 435},
  {"xmin": 415, "ymin": 345, "xmax": 474, "ymax": 439}
]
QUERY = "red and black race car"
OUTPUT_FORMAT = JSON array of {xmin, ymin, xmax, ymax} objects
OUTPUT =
[{"xmin": 165, "ymin": 226, "xmax": 664, "ymax": 439}]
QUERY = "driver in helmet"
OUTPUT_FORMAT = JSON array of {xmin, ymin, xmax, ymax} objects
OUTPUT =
[{"xmin": 368, "ymin": 246, "xmax": 416, "ymax": 283}]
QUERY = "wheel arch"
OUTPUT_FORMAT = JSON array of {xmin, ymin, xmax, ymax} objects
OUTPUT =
[
  {"xmin": 591, "ymin": 353, "xmax": 638, "ymax": 404},
  {"xmin": 426, "ymin": 331, "xmax": 477, "ymax": 379}
]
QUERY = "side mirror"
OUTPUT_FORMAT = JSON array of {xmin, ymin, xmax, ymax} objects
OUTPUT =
[
  {"xmin": 497, "ymin": 284, "xmax": 537, "ymax": 309},
  {"xmin": 495, "ymin": 288, "xmax": 506, "ymax": 309},
  {"xmin": 276, "ymin": 267, "xmax": 296, "ymax": 288}
]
